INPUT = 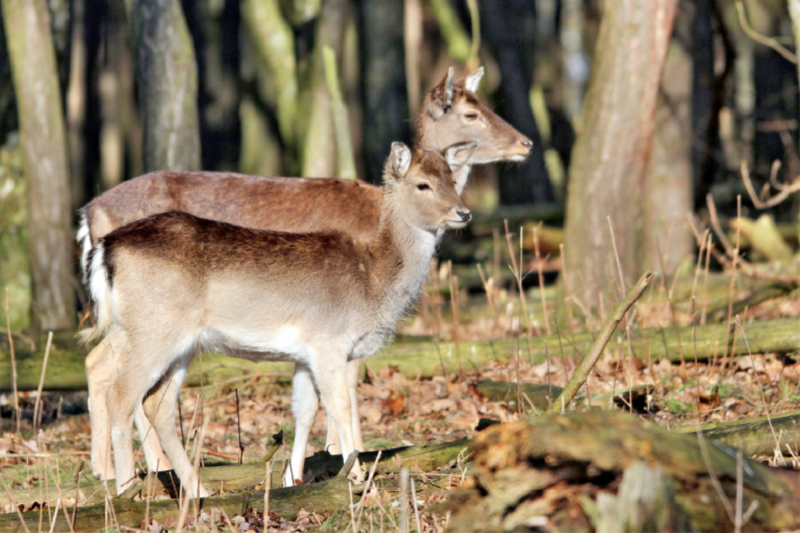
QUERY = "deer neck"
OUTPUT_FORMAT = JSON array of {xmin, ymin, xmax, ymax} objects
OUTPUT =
[{"xmin": 368, "ymin": 195, "xmax": 438, "ymax": 322}]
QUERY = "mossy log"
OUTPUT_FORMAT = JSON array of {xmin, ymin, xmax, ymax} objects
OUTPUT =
[
  {"xmin": 679, "ymin": 410, "xmax": 800, "ymax": 457},
  {"xmin": 441, "ymin": 411, "xmax": 800, "ymax": 532},
  {"xmin": 5, "ymin": 318, "xmax": 800, "ymax": 392},
  {"xmin": 0, "ymin": 477, "xmax": 354, "ymax": 532},
  {"xmin": 475, "ymin": 381, "xmax": 653, "ymax": 413},
  {"xmin": 0, "ymin": 439, "xmax": 469, "ymax": 508}
]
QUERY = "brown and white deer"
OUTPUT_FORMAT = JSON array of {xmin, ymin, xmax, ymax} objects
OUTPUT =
[
  {"xmin": 80, "ymin": 142, "xmax": 475, "ymax": 497},
  {"xmin": 79, "ymin": 67, "xmax": 531, "ymax": 481}
]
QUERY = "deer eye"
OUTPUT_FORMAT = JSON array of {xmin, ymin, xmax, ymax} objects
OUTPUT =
[
  {"xmin": 464, "ymin": 112, "xmax": 479, "ymax": 120},
  {"xmin": 417, "ymin": 183, "xmax": 431, "ymax": 191}
]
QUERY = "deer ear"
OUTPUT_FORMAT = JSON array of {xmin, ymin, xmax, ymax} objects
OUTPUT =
[
  {"xmin": 432, "ymin": 67, "xmax": 456, "ymax": 114},
  {"xmin": 390, "ymin": 142, "xmax": 412, "ymax": 179},
  {"xmin": 444, "ymin": 67, "xmax": 455, "ymax": 109},
  {"xmin": 463, "ymin": 67, "xmax": 484, "ymax": 92},
  {"xmin": 445, "ymin": 141, "xmax": 478, "ymax": 172}
]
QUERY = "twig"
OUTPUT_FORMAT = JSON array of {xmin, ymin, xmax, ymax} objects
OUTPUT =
[
  {"xmin": 532, "ymin": 224, "xmax": 551, "ymax": 335},
  {"xmin": 740, "ymin": 160, "xmax": 800, "ymax": 208},
  {"xmin": 399, "ymin": 467, "xmax": 409, "ymax": 533},
  {"xmin": 722, "ymin": 196, "xmax": 742, "ymax": 370},
  {"xmin": 33, "ymin": 331, "xmax": 54, "ymax": 435},
  {"xmin": 235, "ymin": 389, "xmax": 244, "ymax": 465},
  {"xmin": 448, "ymin": 261, "xmax": 463, "ymax": 380},
  {"xmin": 734, "ymin": 0, "xmax": 797, "ymax": 64},
  {"xmin": 546, "ymin": 272, "xmax": 652, "ymax": 414},
  {"xmin": 0, "ymin": 469, "xmax": 30, "ymax": 533},
  {"xmin": 411, "ymin": 477, "xmax": 423, "ymax": 533},
  {"xmin": 5, "ymin": 289, "xmax": 20, "ymax": 434}
]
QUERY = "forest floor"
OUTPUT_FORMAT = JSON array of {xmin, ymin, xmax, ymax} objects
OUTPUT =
[{"xmin": 1, "ymin": 260, "xmax": 800, "ymax": 531}]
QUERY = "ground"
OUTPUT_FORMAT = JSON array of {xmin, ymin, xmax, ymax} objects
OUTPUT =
[{"xmin": 1, "ymin": 263, "xmax": 800, "ymax": 531}]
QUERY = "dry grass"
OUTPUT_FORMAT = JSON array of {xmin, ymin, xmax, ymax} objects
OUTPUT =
[{"xmin": 2, "ymin": 226, "xmax": 800, "ymax": 531}]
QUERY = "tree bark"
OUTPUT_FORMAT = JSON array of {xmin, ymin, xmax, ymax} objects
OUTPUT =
[
  {"xmin": 680, "ymin": 409, "xmax": 800, "ymax": 458},
  {"xmin": 358, "ymin": 0, "xmax": 410, "ymax": 184},
  {"xmin": 445, "ymin": 412, "xmax": 800, "ymax": 532},
  {"xmin": 3, "ymin": 0, "xmax": 76, "ymax": 331},
  {"xmin": 130, "ymin": 0, "xmax": 201, "ymax": 172},
  {"xmin": 480, "ymin": 0, "xmax": 555, "ymax": 205},
  {"xmin": 563, "ymin": 0, "xmax": 678, "ymax": 308},
  {"xmin": 639, "ymin": 35, "xmax": 693, "ymax": 276}
]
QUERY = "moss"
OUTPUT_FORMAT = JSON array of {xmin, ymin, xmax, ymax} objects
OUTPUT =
[{"xmin": 0, "ymin": 137, "xmax": 30, "ymax": 330}]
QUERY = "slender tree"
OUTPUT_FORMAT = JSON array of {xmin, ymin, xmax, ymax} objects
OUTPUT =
[
  {"xmin": 358, "ymin": 0, "xmax": 410, "ymax": 184},
  {"xmin": 3, "ymin": 0, "xmax": 75, "ymax": 330},
  {"xmin": 480, "ymin": 0, "xmax": 554, "ymax": 205},
  {"xmin": 563, "ymin": 0, "xmax": 678, "ymax": 309},
  {"xmin": 130, "ymin": 0, "xmax": 201, "ymax": 172}
]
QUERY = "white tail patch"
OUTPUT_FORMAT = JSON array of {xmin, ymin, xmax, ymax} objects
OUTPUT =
[
  {"xmin": 77, "ymin": 211, "xmax": 92, "ymax": 285},
  {"xmin": 78, "ymin": 243, "xmax": 114, "ymax": 344}
]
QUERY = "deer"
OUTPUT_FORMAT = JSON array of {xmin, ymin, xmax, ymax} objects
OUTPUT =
[
  {"xmin": 79, "ymin": 142, "xmax": 476, "ymax": 498},
  {"xmin": 78, "ymin": 67, "xmax": 532, "ymax": 482}
]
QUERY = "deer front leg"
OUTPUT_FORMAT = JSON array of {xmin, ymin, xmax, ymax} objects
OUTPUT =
[
  {"xmin": 324, "ymin": 359, "xmax": 363, "ymax": 454},
  {"xmin": 313, "ymin": 356, "xmax": 363, "ymax": 482},
  {"xmin": 286, "ymin": 363, "xmax": 319, "ymax": 487}
]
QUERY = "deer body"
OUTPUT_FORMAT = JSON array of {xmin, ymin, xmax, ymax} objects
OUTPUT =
[
  {"xmin": 82, "ymin": 144, "xmax": 473, "ymax": 497},
  {"xmin": 80, "ymin": 68, "xmax": 532, "ymax": 481}
]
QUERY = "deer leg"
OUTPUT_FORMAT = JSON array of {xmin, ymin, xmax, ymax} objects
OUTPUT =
[
  {"xmin": 286, "ymin": 363, "xmax": 319, "ymax": 487},
  {"xmin": 313, "ymin": 355, "xmax": 363, "ymax": 482},
  {"xmin": 136, "ymin": 380, "xmax": 174, "ymax": 473},
  {"xmin": 347, "ymin": 359, "xmax": 364, "ymax": 451},
  {"xmin": 142, "ymin": 361, "xmax": 208, "ymax": 498},
  {"xmin": 324, "ymin": 359, "xmax": 362, "ymax": 454},
  {"xmin": 86, "ymin": 332, "xmax": 123, "ymax": 480},
  {"xmin": 106, "ymin": 368, "xmax": 145, "ymax": 495}
]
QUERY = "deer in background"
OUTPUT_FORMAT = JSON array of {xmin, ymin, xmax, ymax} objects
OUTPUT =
[
  {"xmin": 80, "ymin": 142, "xmax": 476, "ymax": 497},
  {"xmin": 79, "ymin": 67, "xmax": 532, "ymax": 482}
]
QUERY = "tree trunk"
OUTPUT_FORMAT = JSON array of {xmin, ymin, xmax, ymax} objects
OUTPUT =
[
  {"xmin": 480, "ymin": 0, "xmax": 555, "ymax": 205},
  {"xmin": 358, "ymin": 0, "xmax": 410, "ymax": 184},
  {"xmin": 639, "ymin": 35, "xmax": 693, "ymax": 275},
  {"xmin": 130, "ymin": 0, "xmax": 201, "ymax": 172},
  {"xmin": 3, "ymin": 0, "xmax": 76, "ymax": 331},
  {"xmin": 563, "ymin": 0, "xmax": 678, "ymax": 309}
]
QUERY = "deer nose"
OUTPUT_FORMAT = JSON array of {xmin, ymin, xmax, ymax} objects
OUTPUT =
[
  {"xmin": 520, "ymin": 139, "xmax": 533, "ymax": 150},
  {"xmin": 457, "ymin": 210, "xmax": 472, "ymax": 223}
]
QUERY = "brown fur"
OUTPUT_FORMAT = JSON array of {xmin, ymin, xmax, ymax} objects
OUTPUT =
[
  {"xmin": 79, "ymin": 67, "xmax": 528, "ymax": 481},
  {"xmin": 87, "ymin": 144, "xmax": 474, "ymax": 498}
]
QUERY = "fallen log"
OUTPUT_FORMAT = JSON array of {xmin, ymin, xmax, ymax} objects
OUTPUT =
[
  {"xmin": 4, "ymin": 318, "xmax": 800, "ymax": 391},
  {"xmin": 475, "ymin": 381, "xmax": 653, "ymax": 413},
  {"xmin": 679, "ymin": 410, "xmax": 800, "ymax": 457},
  {"xmin": 0, "ymin": 439, "xmax": 470, "ymax": 508},
  {"xmin": 440, "ymin": 411, "xmax": 800, "ymax": 532},
  {"xmin": 0, "ymin": 477, "xmax": 355, "ymax": 532}
]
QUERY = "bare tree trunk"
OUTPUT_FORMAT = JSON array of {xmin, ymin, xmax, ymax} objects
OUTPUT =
[
  {"xmin": 358, "ymin": 0, "xmax": 409, "ymax": 184},
  {"xmin": 640, "ymin": 32, "xmax": 693, "ymax": 275},
  {"xmin": 130, "ymin": 0, "xmax": 201, "ymax": 172},
  {"xmin": 480, "ymin": 0, "xmax": 555, "ymax": 205},
  {"xmin": 563, "ymin": 0, "xmax": 677, "ymax": 309},
  {"xmin": 3, "ymin": 0, "xmax": 75, "ymax": 331}
]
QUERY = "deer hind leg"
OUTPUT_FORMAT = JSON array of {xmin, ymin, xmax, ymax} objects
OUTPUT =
[
  {"xmin": 286, "ymin": 363, "xmax": 319, "ymax": 487},
  {"xmin": 142, "ymin": 360, "xmax": 208, "ymax": 498},
  {"xmin": 106, "ymin": 368, "xmax": 146, "ymax": 494},
  {"xmin": 135, "ymin": 381, "xmax": 174, "ymax": 473},
  {"xmin": 86, "ymin": 332, "xmax": 124, "ymax": 480},
  {"xmin": 324, "ymin": 359, "xmax": 363, "ymax": 454},
  {"xmin": 312, "ymin": 354, "xmax": 363, "ymax": 482}
]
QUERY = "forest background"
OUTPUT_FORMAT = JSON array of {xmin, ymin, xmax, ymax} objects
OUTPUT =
[{"xmin": 1, "ymin": 0, "xmax": 797, "ymax": 333}]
